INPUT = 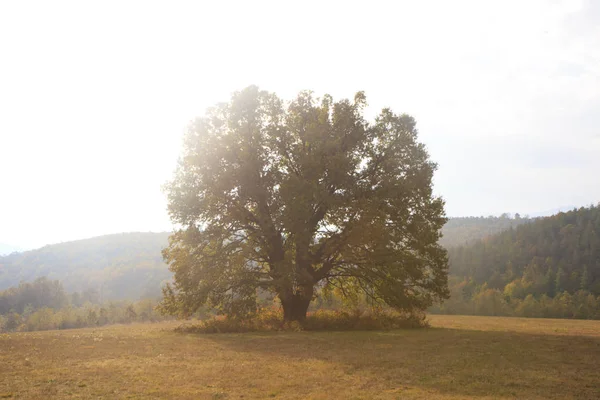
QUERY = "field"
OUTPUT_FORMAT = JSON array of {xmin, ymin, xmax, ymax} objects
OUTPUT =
[{"xmin": 1, "ymin": 315, "xmax": 599, "ymax": 399}]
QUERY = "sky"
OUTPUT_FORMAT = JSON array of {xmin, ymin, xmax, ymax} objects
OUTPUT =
[{"xmin": 0, "ymin": 0, "xmax": 599, "ymax": 249}]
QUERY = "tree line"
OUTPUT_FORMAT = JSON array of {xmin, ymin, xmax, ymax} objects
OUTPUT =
[
  {"xmin": 448, "ymin": 205, "xmax": 600, "ymax": 295},
  {"xmin": 439, "ymin": 214, "xmax": 532, "ymax": 248},
  {"xmin": 430, "ymin": 277, "xmax": 600, "ymax": 319},
  {"xmin": 0, "ymin": 277, "xmax": 166, "ymax": 332},
  {"xmin": 435, "ymin": 205, "xmax": 600, "ymax": 319}
]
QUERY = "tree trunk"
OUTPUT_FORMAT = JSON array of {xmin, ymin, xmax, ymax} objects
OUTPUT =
[{"xmin": 280, "ymin": 285, "xmax": 314, "ymax": 322}]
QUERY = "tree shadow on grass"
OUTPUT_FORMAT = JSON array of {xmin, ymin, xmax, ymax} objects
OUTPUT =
[{"xmin": 199, "ymin": 326, "xmax": 600, "ymax": 399}]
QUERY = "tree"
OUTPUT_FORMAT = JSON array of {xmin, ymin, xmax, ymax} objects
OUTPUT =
[
  {"xmin": 545, "ymin": 266, "xmax": 556, "ymax": 297},
  {"xmin": 4, "ymin": 312, "xmax": 21, "ymax": 331},
  {"xmin": 161, "ymin": 86, "xmax": 448, "ymax": 322},
  {"xmin": 581, "ymin": 265, "xmax": 589, "ymax": 290},
  {"xmin": 556, "ymin": 266, "xmax": 565, "ymax": 294},
  {"xmin": 126, "ymin": 304, "xmax": 138, "ymax": 322}
]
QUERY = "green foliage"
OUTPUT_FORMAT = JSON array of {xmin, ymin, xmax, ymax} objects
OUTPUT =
[
  {"xmin": 555, "ymin": 266, "xmax": 565, "ymax": 293},
  {"xmin": 440, "ymin": 214, "xmax": 532, "ymax": 248},
  {"xmin": 0, "ymin": 232, "xmax": 171, "ymax": 301},
  {"xmin": 0, "ymin": 277, "xmax": 168, "ymax": 332},
  {"xmin": 580, "ymin": 265, "xmax": 589, "ymax": 290},
  {"xmin": 162, "ymin": 86, "xmax": 449, "ymax": 321},
  {"xmin": 430, "ymin": 276, "xmax": 600, "ymax": 319},
  {"xmin": 448, "ymin": 205, "xmax": 600, "ymax": 296},
  {"xmin": 472, "ymin": 285, "xmax": 511, "ymax": 316},
  {"xmin": 0, "ymin": 299, "xmax": 167, "ymax": 333},
  {"xmin": 0, "ymin": 277, "xmax": 68, "ymax": 314}
]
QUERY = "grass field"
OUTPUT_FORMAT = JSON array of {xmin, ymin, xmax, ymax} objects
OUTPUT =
[{"xmin": 1, "ymin": 315, "xmax": 599, "ymax": 399}]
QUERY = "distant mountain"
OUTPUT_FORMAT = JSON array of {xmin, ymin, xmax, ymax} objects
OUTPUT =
[
  {"xmin": 0, "ymin": 232, "xmax": 171, "ymax": 300},
  {"xmin": 0, "ymin": 243, "xmax": 24, "ymax": 256}
]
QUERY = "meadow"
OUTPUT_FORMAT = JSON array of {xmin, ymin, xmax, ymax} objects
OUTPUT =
[{"xmin": 1, "ymin": 315, "xmax": 599, "ymax": 399}]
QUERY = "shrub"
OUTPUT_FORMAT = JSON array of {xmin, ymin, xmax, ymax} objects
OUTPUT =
[
  {"xmin": 175, "ymin": 307, "xmax": 428, "ymax": 334},
  {"xmin": 304, "ymin": 308, "xmax": 427, "ymax": 331},
  {"xmin": 0, "ymin": 299, "xmax": 168, "ymax": 332}
]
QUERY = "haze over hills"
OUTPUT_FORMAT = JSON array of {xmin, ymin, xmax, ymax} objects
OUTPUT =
[
  {"xmin": 439, "ymin": 214, "xmax": 533, "ymax": 248},
  {"xmin": 0, "ymin": 217, "xmax": 511, "ymax": 300},
  {"xmin": 1, "ymin": 207, "xmax": 597, "ymax": 301},
  {"xmin": 0, "ymin": 232, "xmax": 171, "ymax": 300}
]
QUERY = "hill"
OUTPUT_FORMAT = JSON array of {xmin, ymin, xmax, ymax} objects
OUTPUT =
[
  {"xmin": 448, "ymin": 205, "xmax": 600, "ymax": 296},
  {"xmin": 439, "ymin": 214, "xmax": 532, "ymax": 248},
  {"xmin": 0, "ymin": 232, "xmax": 171, "ymax": 300},
  {"xmin": 0, "ymin": 216, "xmax": 533, "ymax": 302}
]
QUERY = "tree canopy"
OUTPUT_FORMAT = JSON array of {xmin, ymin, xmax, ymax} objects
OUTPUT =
[
  {"xmin": 448, "ymin": 205, "xmax": 600, "ymax": 295},
  {"xmin": 161, "ymin": 86, "xmax": 448, "ymax": 321},
  {"xmin": 439, "ymin": 214, "xmax": 532, "ymax": 248}
]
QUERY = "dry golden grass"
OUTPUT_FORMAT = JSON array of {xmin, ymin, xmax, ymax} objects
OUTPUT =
[{"xmin": 1, "ymin": 315, "xmax": 599, "ymax": 399}]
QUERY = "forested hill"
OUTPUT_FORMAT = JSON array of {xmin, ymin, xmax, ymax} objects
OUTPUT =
[
  {"xmin": 448, "ymin": 205, "xmax": 600, "ymax": 296},
  {"xmin": 440, "ymin": 214, "xmax": 532, "ymax": 248},
  {"xmin": 0, "ymin": 216, "xmax": 547, "ymax": 301},
  {"xmin": 0, "ymin": 232, "xmax": 171, "ymax": 300}
]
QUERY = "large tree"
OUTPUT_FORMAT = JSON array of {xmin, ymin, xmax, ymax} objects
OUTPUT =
[{"xmin": 161, "ymin": 86, "xmax": 448, "ymax": 321}]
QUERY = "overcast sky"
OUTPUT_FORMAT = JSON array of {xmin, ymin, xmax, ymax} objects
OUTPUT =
[{"xmin": 1, "ymin": 0, "xmax": 599, "ymax": 249}]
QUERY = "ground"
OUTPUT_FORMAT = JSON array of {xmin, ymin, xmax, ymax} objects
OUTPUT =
[{"xmin": 1, "ymin": 315, "xmax": 599, "ymax": 399}]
